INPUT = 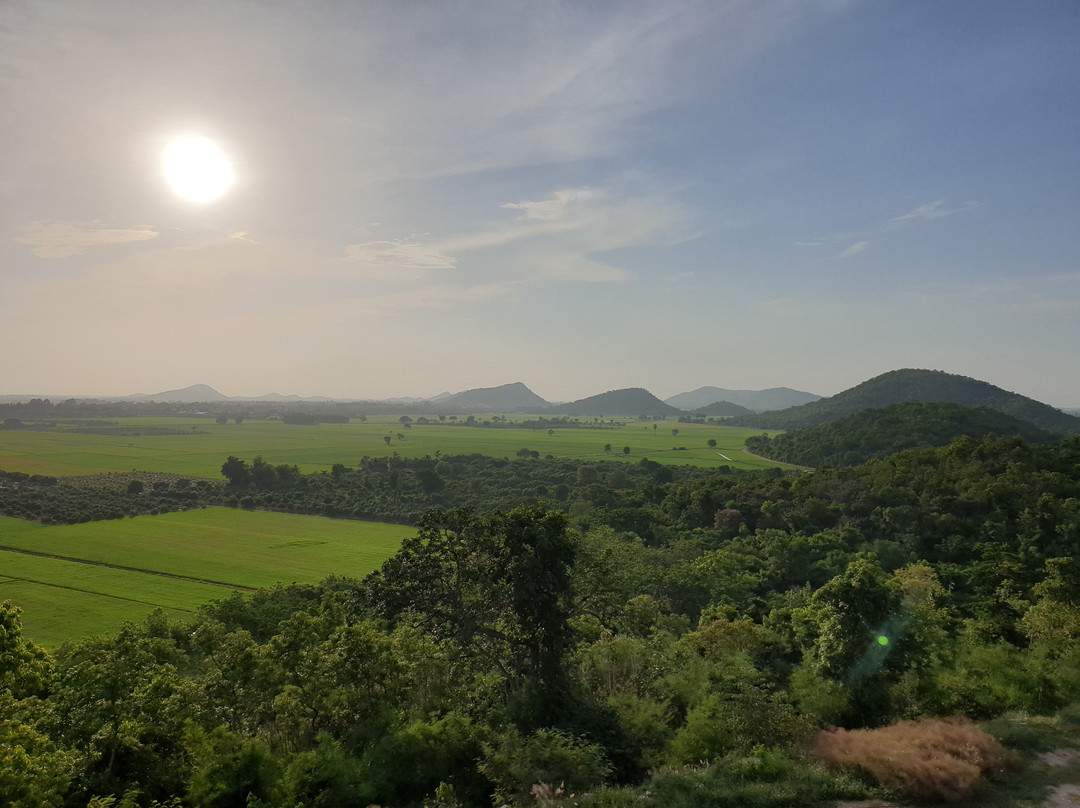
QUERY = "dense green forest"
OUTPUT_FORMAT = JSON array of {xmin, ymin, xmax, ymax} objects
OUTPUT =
[
  {"xmin": 744, "ymin": 401, "xmax": 1056, "ymax": 468},
  {"xmin": 0, "ymin": 454, "xmax": 722, "ymax": 526},
  {"xmin": 4, "ymin": 434, "xmax": 1080, "ymax": 806}
]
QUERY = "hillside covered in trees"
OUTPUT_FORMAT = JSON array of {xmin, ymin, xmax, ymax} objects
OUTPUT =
[
  {"xmin": 732, "ymin": 369, "xmax": 1080, "ymax": 432},
  {"xmin": 4, "ymin": 433, "xmax": 1080, "ymax": 806},
  {"xmin": 744, "ymin": 401, "xmax": 1056, "ymax": 468}
]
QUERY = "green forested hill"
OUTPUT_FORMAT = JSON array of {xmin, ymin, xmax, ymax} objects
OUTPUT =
[
  {"xmin": 554, "ymin": 387, "xmax": 685, "ymax": 417},
  {"xmin": 692, "ymin": 400, "xmax": 754, "ymax": 417},
  {"xmin": 744, "ymin": 401, "xmax": 1056, "ymax": 467},
  {"xmin": 731, "ymin": 369, "xmax": 1080, "ymax": 432}
]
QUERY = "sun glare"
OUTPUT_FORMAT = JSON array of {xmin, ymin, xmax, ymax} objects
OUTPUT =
[{"xmin": 164, "ymin": 137, "xmax": 233, "ymax": 202}]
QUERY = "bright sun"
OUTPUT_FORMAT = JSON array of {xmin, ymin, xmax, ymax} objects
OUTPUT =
[{"xmin": 164, "ymin": 137, "xmax": 234, "ymax": 202}]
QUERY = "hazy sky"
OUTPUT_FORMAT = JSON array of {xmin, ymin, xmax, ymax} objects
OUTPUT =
[{"xmin": 2, "ymin": 1, "xmax": 1078, "ymax": 405}]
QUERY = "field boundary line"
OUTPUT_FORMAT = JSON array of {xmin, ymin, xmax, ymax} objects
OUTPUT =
[
  {"xmin": 0, "ymin": 545, "xmax": 256, "ymax": 591},
  {"xmin": 0, "ymin": 573, "xmax": 199, "ymax": 612}
]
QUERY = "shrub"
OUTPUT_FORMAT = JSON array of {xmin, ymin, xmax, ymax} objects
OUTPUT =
[
  {"xmin": 578, "ymin": 752, "xmax": 869, "ymax": 808},
  {"xmin": 810, "ymin": 717, "xmax": 1018, "ymax": 803},
  {"xmin": 479, "ymin": 727, "xmax": 611, "ymax": 805}
]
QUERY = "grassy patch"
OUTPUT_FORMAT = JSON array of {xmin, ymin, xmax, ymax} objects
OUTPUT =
[
  {"xmin": 0, "ymin": 509, "xmax": 413, "ymax": 645},
  {"xmin": 978, "ymin": 708, "xmax": 1080, "ymax": 808},
  {"xmin": 578, "ymin": 750, "xmax": 872, "ymax": 808},
  {"xmin": 0, "ymin": 509, "xmax": 411, "ymax": 587},
  {"xmin": 0, "ymin": 577, "xmax": 195, "ymax": 647},
  {"xmin": 0, "ymin": 417, "xmax": 782, "ymax": 478}
]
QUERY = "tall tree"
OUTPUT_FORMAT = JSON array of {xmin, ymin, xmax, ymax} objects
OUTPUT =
[{"xmin": 367, "ymin": 507, "xmax": 576, "ymax": 718}]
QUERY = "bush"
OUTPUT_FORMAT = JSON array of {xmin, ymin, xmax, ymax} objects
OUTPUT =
[
  {"xmin": 579, "ymin": 751, "xmax": 869, "ymax": 808},
  {"xmin": 664, "ymin": 689, "xmax": 812, "ymax": 765},
  {"xmin": 810, "ymin": 717, "xmax": 1018, "ymax": 803},
  {"xmin": 361, "ymin": 713, "xmax": 486, "ymax": 807},
  {"xmin": 479, "ymin": 727, "xmax": 611, "ymax": 805}
]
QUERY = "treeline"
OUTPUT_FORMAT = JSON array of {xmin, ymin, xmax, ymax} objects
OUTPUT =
[
  {"xmin": 745, "ymin": 401, "xmax": 1056, "ymax": 468},
  {"xmin": 0, "ymin": 471, "xmax": 217, "ymax": 524},
  {"xmin": 2, "ymin": 434, "xmax": 1080, "ymax": 806},
  {"xmin": 0, "ymin": 454, "xmax": 720, "ymax": 526},
  {"xmin": 217, "ymin": 453, "xmax": 723, "ymax": 526}
]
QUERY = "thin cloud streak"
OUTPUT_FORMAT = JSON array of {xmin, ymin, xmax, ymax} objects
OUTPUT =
[
  {"xmin": 15, "ymin": 220, "xmax": 159, "ymax": 258},
  {"xmin": 892, "ymin": 200, "xmax": 977, "ymax": 223},
  {"xmin": 835, "ymin": 240, "xmax": 870, "ymax": 259},
  {"xmin": 344, "ymin": 239, "xmax": 458, "ymax": 271}
]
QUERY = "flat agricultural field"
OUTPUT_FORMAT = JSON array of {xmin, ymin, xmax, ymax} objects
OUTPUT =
[
  {"xmin": 0, "ymin": 416, "xmax": 780, "ymax": 478},
  {"xmin": 0, "ymin": 509, "xmax": 414, "ymax": 646}
]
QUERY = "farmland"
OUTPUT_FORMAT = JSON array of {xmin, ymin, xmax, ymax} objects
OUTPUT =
[
  {"xmin": 0, "ymin": 416, "xmax": 783, "ymax": 478},
  {"xmin": 0, "ymin": 415, "xmax": 784, "ymax": 644},
  {"xmin": 0, "ymin": 509, "xmax": 414, "ymax": 646}
]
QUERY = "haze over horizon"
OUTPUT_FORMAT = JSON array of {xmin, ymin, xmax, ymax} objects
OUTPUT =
[{"xmin": 3, "ymin": 2, "xmax": 1079, "ymax": 406}]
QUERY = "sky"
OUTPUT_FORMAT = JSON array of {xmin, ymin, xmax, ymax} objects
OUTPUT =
[{"xmin": 2, "ymin": 1, "xmax": 1079, "ymax": 406}]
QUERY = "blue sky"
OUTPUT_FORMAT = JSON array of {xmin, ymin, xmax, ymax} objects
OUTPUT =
[{"xmin": 2, "ymin": 1, "xmax": 1078, "ymax": 405}]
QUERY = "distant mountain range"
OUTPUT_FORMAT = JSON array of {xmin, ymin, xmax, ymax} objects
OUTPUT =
[
  {"xmin": 3, "ymin": 372, "xmax": 1076, "ymax": 432},
  {"xmin": 123, "ymin": 385, "xmax": 334, "ymax": 404},
  {"xmin": 26, "ymin": 381, "xmax": 821, "ymax": 415},
  {"xmin": 664, "ymin": 386, "xmax": 821, "ymax": 412},
  {"xmin": 110, "ymin": 381, "xmax": 821, "ymax": 414},
  {"xmin": 731, "ymin": 369, "xmax": 1080, "ymax": 433}
]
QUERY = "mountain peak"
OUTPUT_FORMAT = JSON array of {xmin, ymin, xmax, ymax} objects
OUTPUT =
[
  {"xmin": 138, "ymin": 384, "xmax": 229, "ymax": 402},
  {"xmin": 556, "ymin": 387, "xmax": 684, "ymax": 417},
  {"xmin": 439, "ymin": 382, "xmax": 549, "ymax": 412}
]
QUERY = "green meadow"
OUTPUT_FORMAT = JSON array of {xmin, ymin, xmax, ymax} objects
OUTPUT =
[
  {"xmin": 0, "ymin": 416, "xmax": 781, "ymax": 478},
  {"xmin": 0, "ymin": 509, "xmax": 414, "ymax": 646}
]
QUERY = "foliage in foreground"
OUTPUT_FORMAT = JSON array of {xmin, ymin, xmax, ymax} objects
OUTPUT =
[{"xmin": 1, "ymin": 434, "xmax": 1080, "ymax": 805}]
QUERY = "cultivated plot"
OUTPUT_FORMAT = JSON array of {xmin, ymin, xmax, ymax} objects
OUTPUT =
[
  {"xmin": 0, "ymin": 417, "xmax": 781, "ymax": 478},
  {"xmin": 0, "ymin": 509, "xmax": 414, "ymax": 645}
]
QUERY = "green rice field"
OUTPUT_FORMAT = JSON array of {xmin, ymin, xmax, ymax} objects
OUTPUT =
[
  {"xmin": 0, "ymin": 415, "xmax": 782, "ymax": 645},
  {"xmin": 0, "ymin": 416, "xmax": 780, "ymax": 478},
  {"xmin": 0, "ymin": 509, "xmax": 414, "ymax": 646}
]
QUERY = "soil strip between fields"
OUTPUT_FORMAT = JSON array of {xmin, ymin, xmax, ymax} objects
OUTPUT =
[
  {"xmin": 0, "ymin": 545, "xmax": 256, "ymax": 591},
  {"xmin": 740, "ymin": 447, "xmax": 813, "ymax": 470}
]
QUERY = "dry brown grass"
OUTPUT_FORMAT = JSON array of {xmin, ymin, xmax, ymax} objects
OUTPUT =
[{"xmin": 810, "ymin": 717, "xmax": 1019, "ymax": 803}]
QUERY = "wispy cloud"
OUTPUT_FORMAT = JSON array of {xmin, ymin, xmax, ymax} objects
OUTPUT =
[
  {"xmin": 892, "ymin": 199, "xmax": 976, "ymax": 222},
  {"xmin": 836, "ymin": 240, "xmax": 869, "ymax": 259},
  {"xmin": 15, "ymin": 220, "xmax": 158, "ymax": 258},
  {"xmin": 312, "ymin": 3, "xmax": 816, "ymax": 182},
  {"xmin": 344, "ymin": 239, "xmax": 458, "ymax": 272},
  {"xmin": 442, "ymin": 184, "xmax": 699, "ymax": 284},
  {"xmin": 502, "ymin": 189, "xmax": 600, "ymax": 222}
]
